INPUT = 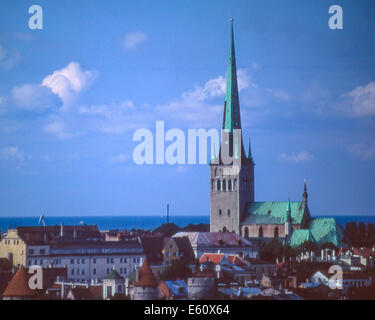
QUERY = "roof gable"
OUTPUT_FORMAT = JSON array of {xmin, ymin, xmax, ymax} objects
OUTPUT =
[
  {"xmin": 289, "ymin": 229, "xmax": 315, "ymax": 248},
  {"xmin": 309, "ymin": 218, "xmax": 345, "ymax": 248},
  {"xmin": 3, "ymin": 266, "xmax": 40, "ymax": 298}
]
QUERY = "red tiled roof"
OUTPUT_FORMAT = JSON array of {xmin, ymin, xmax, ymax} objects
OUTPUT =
[
  {"xmin": 3, "ymin": 266, "xmax": 40, "ymax": 298},
  {"xmin": 200, "ymin": 253, "xmax": 248, "ymax": 266},
  {"xmin": 200, "ymin": 253, "xmax": 224, "ymax": 264},
  {"xmin": 133, "ymin": 259, "xmax": 159, "ymax": 287}
]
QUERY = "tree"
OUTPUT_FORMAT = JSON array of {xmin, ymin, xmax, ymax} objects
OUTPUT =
[{"xmin": 160, "ymin": 259, "xmax": 193, "ymax": 281}]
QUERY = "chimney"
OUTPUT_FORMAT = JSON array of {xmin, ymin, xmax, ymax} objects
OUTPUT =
[{"xmin": 60, "ymin": 223, "xmax": 64, "ymax": 237}]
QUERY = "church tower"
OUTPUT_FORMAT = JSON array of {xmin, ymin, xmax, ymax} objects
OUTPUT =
[{"xmin": 210, "ymin": 20, "xmax": 255, "ymax": 234}]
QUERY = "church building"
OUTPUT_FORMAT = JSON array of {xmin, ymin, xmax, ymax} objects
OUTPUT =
[{"xmin": 210, "ymin": 20, "xmax": 348, "ymax": 249}]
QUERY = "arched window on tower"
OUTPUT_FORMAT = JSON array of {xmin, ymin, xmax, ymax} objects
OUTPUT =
[
  {"xmin": 259, "ymin": 227, "xmax": 263, "ymax": 239},
  {"xmin": 223, "ymin": 227, "xmax": 227, "ymax": 233},
  {"xmin": 211, "ymin": 179, "xmax": 214, "ymax": 191},
  {"xmin": 227, "ymin": 209, "xmax": 231, "ymax": 217},
  {"xmin": 223, "ymin": 180, "xmax": 226, "ymax": 191},
  {"xmin": 228, "ymin": 180, "xmax": 232, "ymax": 191},
  {"xmin": 219, "ymin": 209, "xmax": 222, "ymax": 216},
  {"xmin": 217, "ymin": 180, "xmax": 221, "ymax": 191},
  {"xmin": 233, "ymin": 179, "xmax": 237, "ymax": 191},
  {"xmin": 244, "ymin": 227, "xmax": 249, "ymax": 238},
  {"xmin": 274, "ymin": 227, "xmax": 279, "ymax": 239}
]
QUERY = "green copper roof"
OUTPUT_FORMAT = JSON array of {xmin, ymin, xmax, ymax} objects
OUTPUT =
[
  {"xmin": 289, "ymin": 229, "xmax": 315, "ymax": 248},
  {"xmin": 242, "ymin": 201, "xmax": 306, "ymax": 225},
  {"xmin": 308, "ymin": 218, "xmax": 346, "ymax": 248},
  {"xmin": 222, "ymin": 20, "xmax": 242, "ymax": 132}
]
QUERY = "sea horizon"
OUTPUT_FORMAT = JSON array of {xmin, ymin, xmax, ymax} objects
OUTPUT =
[{"xmin": 0, "ymin": 214, "xmax": 374, "ymax": 233}]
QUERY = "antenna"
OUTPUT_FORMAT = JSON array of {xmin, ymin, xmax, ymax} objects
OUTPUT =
[
  {"xmin": 38, "ymin": 213, "xmax": 46, "ymax": 227},
  {"xmin": 167, "ymin": 204, "xmax": 170, "ymax": 225}
]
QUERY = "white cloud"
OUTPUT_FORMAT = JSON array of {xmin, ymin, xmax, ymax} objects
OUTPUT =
[
  {"xmin": 348, "ymin": 142, "xmax": 375, "ymax": 160},
  {"xmin": 12, "ymin": 84, "xmax": 59, "ymax": 111},
  {"xmin": 266, "ymin": 88, "xmax": 290, "ymax": 102},
  {"xmin": 44, "ymin": 121, "xmax": 78, "ymax": 139},
  {"xmin": 41, "ymin": 62, "xmax": 98, "ymax": 108},
  {"xmin": 338, "ymin": 82, "xmax": 375, "ymax": 117},
  {"xmin": 278, "ymin": 151, "xmax": 314, "ymax": 163},
  {"xmin": 1, "ymin": 146, "xmax": 24, "ymax": 161},
  {"xmin": 123, "ymin": 32, "xmax": 147, "ymax": 51},
  {"xmin": 156, "ymin": 69, "xmax": 254, "ymax": 127},
  {"xmin": 108, "ymin": 153, "xmax": 129, "ymax": 164},
  {"xmin": 0, "ymin": 45, "xmax": 20, "ymax": 70}
]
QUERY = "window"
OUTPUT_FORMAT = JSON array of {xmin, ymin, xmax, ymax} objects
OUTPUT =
[
  {"xmin": 93, "ymin": 258, "xmax": 96, "ymax": 264},
  {"xmin": 259, "ymin": 227, "xmax": 263, "ymax": 239},
  {"xmin": 133, "ymin": 258, "xmax": 136, "ymax": 263},
  {"xmin": 223, "ymin": 180, "xmax": 226, "ymax": 191},
  {"xmin": 40, "ymin": 260, "xmax": 43, "ymax": 265},
  {"xmin": 40, "ymin": 249, "xmax": 46, "ymax": 255},
  {"xmin": 29, "ymin": 249, "xmax": 34, "ymax": 255},
  {"xmin": 124, "ymin": 268, "xmax": 127, "ymax": 274},
  {"xmin": 217, "ymin": 180, "xmax": 221, "ymax": 191},
  {"xmin": 93, "ymin": 268, "xmax": 96, "ymax": 275},
  {"xmin": 124, "ymin": 258, "xmax": 127, "ymax": 263},
  {"xmin": 71, "ymin": 269, "xmax": 75, "ymax": 275},
  {"xmin": 77, "ymin": 269, "xmax": 80, "ymax": 275},
  {"xmin": 77, "ymin": 259, "xmax": 80, "ymax": 264},
  {"xmin": 274, "ymin": 227, "xmax": 279, "ymax": 239},
  {"xmin": 120, "ymin": 268, "xmax": 123, "ymax": 274},
  {"xmin": 107, "ymin": 258, "xmax": 110, "ymax": 264},
  {"xmin": 228, "ymin": 209, "xmax": 231, "ymax": 217},
  {"xmin": 244, "ymin": 227, "xmax": 249, "ymax": 238},
  {"xmin": 82, "ymin": 269, "xmax": 84, "ymax": 275},
  {"xmin": 111, "ymin": 258, "xmax": 114, "ymax": 264},
  {"xmin": 107, "ymin": 268, "xmax": 110, "ymax": 274},
  {"xmin": 228, "ymin": 180, "xmax": 232, "ymax": 191},
  {"xmin": 82, "ymin": 259, "xmax": 85, "ymax": 264},
  {"xmin": 70, "ymin": 259, "xmax": 74, "ymax": 264}
]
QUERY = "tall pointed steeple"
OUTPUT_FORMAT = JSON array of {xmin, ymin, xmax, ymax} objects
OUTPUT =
[
  {"xmin": 303, "ymin": 179, "xmax": 308, "ymax": 204},
  {"xmin": 248, "ymin": 138, "xmax": 253, "ymax": 160},
  {"xmin": 222, "ymin": 18, "xmax": 242, "ymax": 132}
]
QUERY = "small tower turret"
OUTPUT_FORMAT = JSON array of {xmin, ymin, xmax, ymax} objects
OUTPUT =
[
  {"xmin": 285, "ymin": 198, "xmax": 292, "ymax": 238},
  {"xmin": 303, "ymin": 179, "xmax": 308, "ymax": 204}
]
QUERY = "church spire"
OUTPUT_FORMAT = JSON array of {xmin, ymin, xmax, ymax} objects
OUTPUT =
[
  {"xmin": 303, "ymin": 179, "xmax": 308, "ymax": 204},
  {"xmin": 222, "ymin": 18, "xmax": 242, "ymax": 132},
  {"xmin": 248, "ymin": 138, "xmax": 252, "ymax": 160}
]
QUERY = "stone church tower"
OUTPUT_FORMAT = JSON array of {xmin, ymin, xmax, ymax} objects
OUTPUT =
[{"xmin": 210, "ymin": 20, "xmax": 255, "ymax": 234}]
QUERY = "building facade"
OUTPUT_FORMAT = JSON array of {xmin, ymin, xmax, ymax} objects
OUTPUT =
[{"xmin": 0, "ymin": 225, "xmax": 145, "ymax": 283}]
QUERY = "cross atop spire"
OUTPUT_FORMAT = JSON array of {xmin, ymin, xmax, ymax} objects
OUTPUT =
[{"xmin": 222, "ymin": 19, "xmax": 242, "ymax": 132}]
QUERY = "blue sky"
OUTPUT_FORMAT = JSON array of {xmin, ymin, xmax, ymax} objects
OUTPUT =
[{"xmin": 0, "ymin": 0, "xmax": 374, "ymax": 217}]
